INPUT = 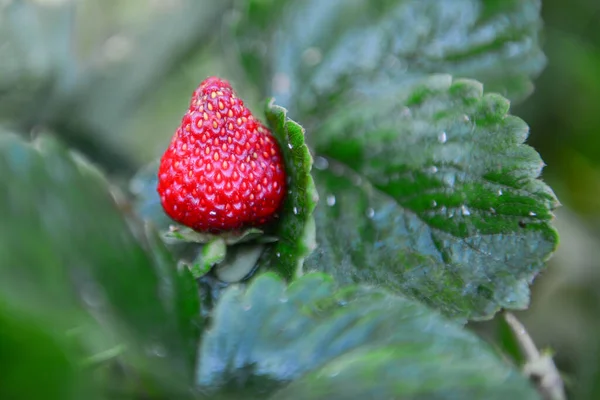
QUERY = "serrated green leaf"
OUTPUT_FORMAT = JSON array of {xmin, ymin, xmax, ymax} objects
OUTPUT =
[
  {"xmin": 303, "ymin": 75, "xmax": 559, "ymax": 320},
  {"xmin": 0, "ymin": 132, "xmax": 197, "ymax": 397},
  {"xmin": 196, "ymin": 272, "xmax": 539, "ymax": 399},
  {"xmin": 258, "ymin": 99, "xmax": 318, "ymax": 279},
  {"xmin": 234, "ymin": 0, "xmax": 545, "ymax": 121}
]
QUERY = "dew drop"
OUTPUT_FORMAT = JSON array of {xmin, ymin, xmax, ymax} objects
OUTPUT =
[
  {"xmin": 498, "ymin": 189, "xmax": 503, "ymax": 196},
  {"xmin": 529, "ymin": 211, "xmax": 537, "ymax": 216},
  {"xmin": 314, "ymin": 156, "xmax": 329, "ymax": 170},
  {"xmin": 326, "ymin": 195, "xmax": 336, "ymax": 206},
  {"xmin": 293, "ymin": 206, "xmax": 299, "ymax": 215},
  {"xmin": 365, "ymin": 208, "xmax": 375, "ymax": 219},
  {"xmin": 147, "ymin": 343, "xmax": 167, "ymax": 358},
  {"xmin": 276, "ymin": 252, "xmax": 281, "ymax": 258},
  {"xmin": 461, "ymin": 205, "xmax": 471, "ymax": 216},
  {"xmin": 438, "ymin": 132, "xmax": 447, "ymax": 143},
  {"xmin": 287, "ymin": 142, "xmax": 294, "ymax": 149},
  {"xmin": 431, "ymin": 200, "xmax": 437, "ymax": 207},
  {"xmin": 463, "ymin": 115, "xmax": 470, "ymax": 122},
  {"xmin": 209, "ymin": 211, "xmax": 217, "ymax": 216},
  {"xmin": 428, "ymin": 166, "xmax": 438, "ymax": 174}
]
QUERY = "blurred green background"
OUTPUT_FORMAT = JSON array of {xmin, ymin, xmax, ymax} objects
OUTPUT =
[
  {"xmin": 513, "ymin": 0, "xmax": 600, "ymax": 397},
  {"xmin": 2, "ymin": 0, "xmax": 600, "ymax": 398}
]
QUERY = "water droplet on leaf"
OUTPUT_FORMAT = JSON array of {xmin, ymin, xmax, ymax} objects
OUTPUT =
[
  {"xmin": 314, "ymin": 156, "xmax": 329, "ymax": 170},
  {"xmin": 438, "ymin": 132, "xmax": 447, "ymax": 143},
  {"xmin": 147, "ymin": 343, "xmax": 167, "ymax": 358},
  {"xmin": 326, "ymin": 195, "xmax": 336, "ymax": 206}
]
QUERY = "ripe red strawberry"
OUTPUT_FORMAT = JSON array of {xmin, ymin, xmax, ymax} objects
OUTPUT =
[{"xmin": 157, "ymin": 77, "xmax": 286, "ymax": 232}]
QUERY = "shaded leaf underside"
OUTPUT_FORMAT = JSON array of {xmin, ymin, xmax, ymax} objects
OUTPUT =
[{"xmin": 196, "ymin": 273, "xmax": 539, "ymax": 399}]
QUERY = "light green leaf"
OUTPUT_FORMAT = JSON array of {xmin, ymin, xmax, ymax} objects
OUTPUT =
[
  {"xmin": 0, "ymin": 132, "xmax": 198, "ymax": 397},
  {"xmin": 258, "ymin": 99, "xmax": 318, "ymax": 279},
  {"xmin": 234, "ymin": 0, "xmax": 545, "ymax": 121},
  {"xmin": 215, "ymin": 243, "xmax": 264, "ymax": 283},
  {"xmin": 303, "ymin": 75, "xmax": 559, "ymax": 320},
  {"xmin": 196, "ymin": 272, "xmax": 539, "ymax": 399}
]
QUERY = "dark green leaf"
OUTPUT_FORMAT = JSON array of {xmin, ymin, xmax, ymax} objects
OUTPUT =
[
  {"xmin": 0, "ymin": 132, "xmax": 197, "ymax": 397},
  {"xmin": 258, "ymin": 99, "xmax": 318, "ymax": 279},
  {"xmin": 143, "ymin": 224, "xmax": 203, "ymax": 372},
  {"xmin": 0, "ymin": 307, "xmax": 93, "ymax": 400},
  {"xmin": 234, "ymin": 0, "xmax": 545, "ymax": 121},
  {"xmin": 196, "ymin": 272, "xmax": 539, "ymax": 399},
  {"xmin": 304, "ymin": 75, "xmax": 559, "ymax": 320}
]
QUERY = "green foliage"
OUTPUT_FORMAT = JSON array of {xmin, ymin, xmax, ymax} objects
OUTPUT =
[
  {"xmin": 196, "ymin": 273, "xmax": 539, "ymax": 399},
  {"xmin": 257, "ymin": 100, "xmax": 318, "ymax": 279},
  {"xmin": 0, "ymin": 0, "xmax": 568, "ymax": 398},
  {"xmin": 304, "ymin": 75, "xmax": 558, "ymax": 320},
  {"xmin": 0, "ymin": 307, "xmax": 90, "ymax": 400},
  {"xmin": 0, "ymin": 133, "xmax": 200, "ymax": 397},
  {"xmin": 234, "ymin": 0, "xmax": 545, "ymax": 120}
]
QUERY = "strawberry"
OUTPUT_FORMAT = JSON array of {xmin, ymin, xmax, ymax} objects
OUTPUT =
[{"xmin": 157, "ymin": 77, "xmax": 286, "ymax": 232}]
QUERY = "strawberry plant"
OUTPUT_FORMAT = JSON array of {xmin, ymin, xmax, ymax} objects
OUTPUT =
[{"xmin": 0, "ymin": 0, "xmax": 569, "ymax": 399}]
